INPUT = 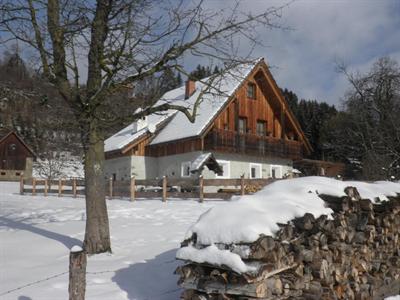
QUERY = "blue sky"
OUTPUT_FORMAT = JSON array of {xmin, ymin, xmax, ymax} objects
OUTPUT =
[
  {"xmin": 198, "ymin": 0, "xmax": 400, "ymax": 106},
  {"xmin": 1, "ymin": 0, "xmax": 399, "ymax": 107}
]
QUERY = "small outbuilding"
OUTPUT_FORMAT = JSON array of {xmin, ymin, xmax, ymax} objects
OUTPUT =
[
  {"xmin": 294, "ymin": 159, "xmax": 346, "ymax": 178},
  {"xmin": 0, "ymin": 128, "xmax": 35, "ymax": 181}
]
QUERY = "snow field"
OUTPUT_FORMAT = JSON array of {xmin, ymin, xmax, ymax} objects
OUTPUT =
[
  {"xmin": 1, "ymin": 177, "xmax": 399, "ymax": 299},
  {"xmin": 0, "ymin": 182, "xmax": 222, "ymax": 299}
]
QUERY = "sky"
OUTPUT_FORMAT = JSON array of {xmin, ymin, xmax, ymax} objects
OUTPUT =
[
  {"xmin": 198, "ymin": 0, "xmax": 400, "ymax": 106},
  {"xmin": 1, "ymin": 0, "xmax": 399, "ymax": 107}
]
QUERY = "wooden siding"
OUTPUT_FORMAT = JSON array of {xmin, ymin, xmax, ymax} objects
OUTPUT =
[
  {"xmin": 123, "ymin": 135, "xmax": 154, "ymax": 156},
  {"xmin": 106, "ymin": 134, "xmax": 204, "ymax": 159},
  {"xmin": 210, "ymin": 70, "xmax": 299, "ymax": 142},
  {"xmin": 0, "ymin": 133, "xmax": 33, "ymax": 170},
  {"xmin": 105, "ymin": 135, "xmax": 153, "ymax": 159},
  {"xmin": 146, "ymin": 138, "xmax": 202, "ymax": 157}
]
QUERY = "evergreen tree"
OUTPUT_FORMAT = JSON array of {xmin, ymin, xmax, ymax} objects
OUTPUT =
[
  {"xmin": 189, "ymin": 63, "xmax": 217, "ymax": 80},
  {"xmin": 160, "ymin": 68, "xmax": 181, "ymax": 94},
  {"xmin": 281, "ymin": 89, "xmax": 337, "ymax": 160},
  {"xmin": 176, "ymin": 72, "xmax": 182, "ymax": 86}
]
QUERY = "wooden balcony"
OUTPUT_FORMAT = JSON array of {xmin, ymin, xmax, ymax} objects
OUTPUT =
[{"xmin": 204, "ymin": 129, "xmax": 303, "ymax": 160}]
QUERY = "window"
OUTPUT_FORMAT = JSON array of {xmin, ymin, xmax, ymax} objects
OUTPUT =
[
  {"xmin": 270, "ymin": 165, "xmax": 283, "ymax": 179},
  {"xmin": 181, "ymin": 161, "xmax": 192, "ymax": 177},
  {"xmin": 216, "ymin": 160, "xmax": 230, "ymax": 178},
  {"xmin": 238, "ymin": 118, "xmax": 247, "ymax": 134},
  {"xmin": 287, "ymin": 132, "xmax": 295, "ymax": 140},
  {"xmin": 250, "ymin": 163, "xmax": 262, "ymax": 179},
  {"xmin": 8, "ymin": 143, "xmax": 16, "ymax": 151},
  {"xmin": 247, "ymin": 83, "xmax": 256, "ymax": 99},
  {"xmin": 256, "ymin": 121, "xmax": 266, "ymax": 136}
]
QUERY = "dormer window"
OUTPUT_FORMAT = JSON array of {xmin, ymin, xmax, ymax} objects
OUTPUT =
[{"xmin": 247, "ymin": 83, "xmax": 256, "ymax": 99}]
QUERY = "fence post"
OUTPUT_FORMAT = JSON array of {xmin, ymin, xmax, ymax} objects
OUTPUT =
[
  {"xmin": 69, "ymin": 246, "xmax": 87, "ymax": 300},
  {"xmin": 162, "ymin": 176, "xmax": 167, "ymax": 202},
  {"xmin": 32, "ymin": 178, "xmax": 36, "ymax": 196},
  {"xmin": 73, "ymin": 178, "xmax": 77, "ymax": 198},
  {"xmin": 109, "ymin": 178, "xmax": 113, "ymax": 200},
  {"xmin": 199, "ymin": 175, "xmax": 204, "ymax": 203},
  {"xmin": 130, "ymin": 176, "xmax": 136, "ymax": 202},
  {"xmin": 44, "ymin": 179, "xmax": 48, "ymax": 196},
  {"xmin": 19, "ymin": 174, "xmax": 24, "ymax": 195},
  {"xmin": 58, "ymin": 179, "xmax": 63, "ymax": 197},
  {"xmin": 240, "ymin": 174, "xmax": 245, "ymax": 196}
]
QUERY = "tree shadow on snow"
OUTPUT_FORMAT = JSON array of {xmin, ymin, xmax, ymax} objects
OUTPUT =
[
  {"xmin": 0, "ymin": 216, "xmax": 82, "ymax": 249},
  {"xmin": 112, "ymin": 249, "xmax": 182, "ymax": 300},
  {"xmin": 18, "ymin": 296, "xmax": 32, "ymax": 300}
]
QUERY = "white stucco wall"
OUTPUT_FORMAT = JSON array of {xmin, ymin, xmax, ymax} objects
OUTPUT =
[
  {"xmin": 104, "ymin": 155, "xmax": 163, "ymax": 180},
  {"xmin": 131, "ymin": 156, "xmax": 158, "ymax": 179},
  {"xmin": 105, "ymin": 151, "xmax": 293, "ymax": 180},
  {"xmin": 202, "ymin": 152, "xmax": 292, "ymax": 179},
  {"xmin": 157, "ymin": 151, "xmax": 203, "ymax": 179},
  {"xmin": 104, "ymin": 156, "xmax": 132, "ymax": 180},
  {"xmin": 155, "ymin": 151, "xmax": 293, "ymax": 179}
]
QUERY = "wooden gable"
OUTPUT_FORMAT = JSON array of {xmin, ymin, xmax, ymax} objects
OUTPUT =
[
  {"xmin": 0, "ymin": 129, "xmax": 35, "ymax": 170},
  {"xmin": 202, "ymin": 60, "xmax": 312, "ymax": 154}
]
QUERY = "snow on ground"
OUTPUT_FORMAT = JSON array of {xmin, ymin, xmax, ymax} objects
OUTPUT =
[
  {"xmin": 178, "ymin": 177, "xmax": 400, "ymax": 274},
  {"xmin": 0, "ymin": 181, "xmax": 222, "ymax": 300},
  {"xmin": 2, "ymin": 177, "xmax": 399, "ymax": 299}
]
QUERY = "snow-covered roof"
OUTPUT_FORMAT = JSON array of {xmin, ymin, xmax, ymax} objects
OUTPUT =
[
  {"xmin": 150, "ymin": 60, "xmax": 260, "ymax": 145},
  {"xmin": 191, "ymin": 153, "xmax": 213, "ymax": 172},
  {"xmin": 104, "ymin": 58, "xmax": 262, "ymax": 152},
  {"xmin": 104, "ymin": 113, "xmax": 174, "ymax": 152},
  {"xmin": 190, "ymin": 152, "xmax": 222, "ymax": 175},
  {"xmin": 292, "ymin": 168, "xmax": 302, "ymax": 174}
]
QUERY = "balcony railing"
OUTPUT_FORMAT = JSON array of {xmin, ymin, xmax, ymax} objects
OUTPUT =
[{"xmin": 204, "ymin": 129, "xmax": 303, "ymax": 160}]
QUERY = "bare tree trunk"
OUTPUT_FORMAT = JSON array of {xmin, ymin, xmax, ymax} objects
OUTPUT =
[
  {"xmin": 69, "ymin": 247, "xmax": 86, "ymax": 300},
  {"xmin": 83, "ymin": 126, "xmax": 111, "ymax": 254}
]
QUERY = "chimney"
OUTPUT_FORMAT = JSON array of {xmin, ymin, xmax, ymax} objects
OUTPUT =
[{"xmin": 185, "ymin": 80, "xmax": 196, "ymax": 99}]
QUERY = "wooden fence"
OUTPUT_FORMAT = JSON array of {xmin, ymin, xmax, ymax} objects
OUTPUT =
[
  {"xmin": 20, "ymin": 177, "xmax": 85, "ymax": 198},
  {"xmin": 20, "ymin": 175, "xmax": 275, "ymax": 202}
]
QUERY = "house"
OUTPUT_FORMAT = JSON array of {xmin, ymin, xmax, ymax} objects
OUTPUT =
[
  {"xmin": 104, "ymin": 58, "xmax": 312, "ymax": 181},
  {"xmin": 0, "ymin": 128, "xmax": 35, "ymax": 180}
]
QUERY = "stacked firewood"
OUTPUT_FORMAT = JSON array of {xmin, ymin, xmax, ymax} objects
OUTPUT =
[
  {"xmin": 176, "ymin": 187, "xmax": 400, "ymax": 299},
  {"xmin": 244, "ymin": 184, "xmax": 263, "ymax": 194}
]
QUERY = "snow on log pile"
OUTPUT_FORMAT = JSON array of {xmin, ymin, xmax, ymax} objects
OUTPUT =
[{"xmin": 175, "ymin": 177, "xmax": 400, "ymax": 299}]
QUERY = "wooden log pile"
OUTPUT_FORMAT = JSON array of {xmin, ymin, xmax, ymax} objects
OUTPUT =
[
  {"xmin": 244, "ymin": 184, "xmax": 263, "ymax": 194},
  {"xmin": 176, "ymin": 187, "xmax": 400, "ymax": 299}
]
